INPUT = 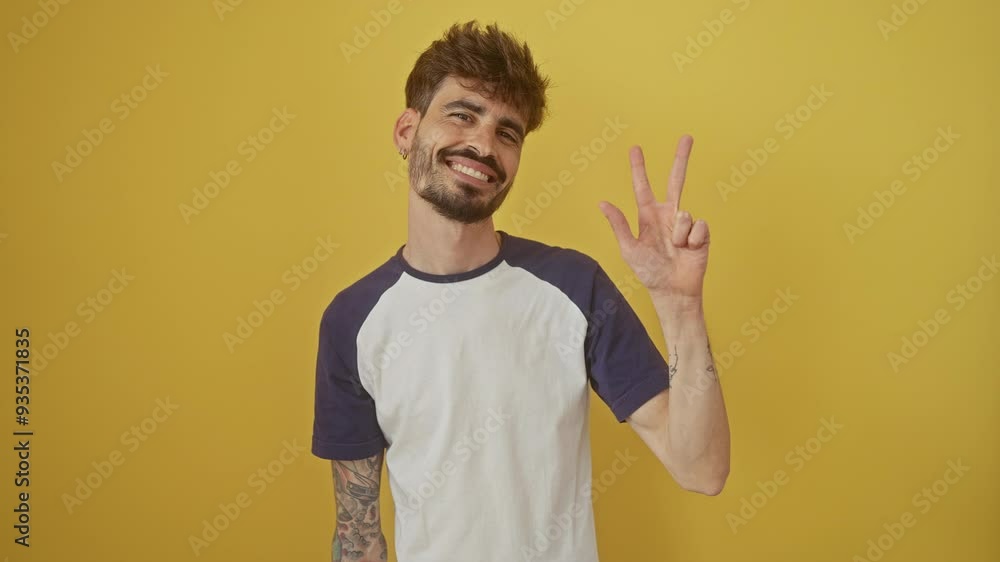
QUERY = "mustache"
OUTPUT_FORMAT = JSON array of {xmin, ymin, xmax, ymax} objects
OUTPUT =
[{"xmin": 438, "ymin": 149, "xmax": 505, "ymax": 183}]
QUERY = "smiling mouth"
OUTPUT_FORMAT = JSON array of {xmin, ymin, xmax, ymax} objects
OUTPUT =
[{"xmin": 444, "ymin": 159, "xmax": 496, "ymax": 185}]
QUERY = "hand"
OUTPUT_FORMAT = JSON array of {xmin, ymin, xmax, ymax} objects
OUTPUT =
[{"xmin": 598, "ymin": 135, "xmax": 709, "ymax": 302}]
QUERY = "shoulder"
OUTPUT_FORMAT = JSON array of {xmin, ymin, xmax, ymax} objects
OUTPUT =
[
  {"xmin": 320, "ymin": 253, "xmax": 405, "ymax": 336},
  {"xmin": 501, "ymin": 231, "xmax": 602, "ymax": 275},
  {"xmin": 500, "ymin": 231, "xmax": 610, "ymax": 307}
]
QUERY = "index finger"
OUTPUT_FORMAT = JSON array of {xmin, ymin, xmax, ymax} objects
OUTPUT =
[{"xmin": 665, "ymin": 135, "xmax": 694, "ymax": 214}]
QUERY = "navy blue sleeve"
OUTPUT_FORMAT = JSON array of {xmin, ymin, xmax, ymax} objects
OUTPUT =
[
  {"xmin": 311, "ymin": 299, "xmax": 387, "ymax": 460},
  {"xmin": 585, "ymin": 264, "xmax": 670, "ymax": 423}
]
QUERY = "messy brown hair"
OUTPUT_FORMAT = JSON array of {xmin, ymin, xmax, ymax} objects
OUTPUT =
[{"xmin": 405, "ymin": 21, "xmax": 551, "ymax": 136}]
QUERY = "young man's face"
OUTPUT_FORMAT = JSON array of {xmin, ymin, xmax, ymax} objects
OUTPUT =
[{"xmin": 407, "ymin": 76, "xmax": 527, "ymax": 224}]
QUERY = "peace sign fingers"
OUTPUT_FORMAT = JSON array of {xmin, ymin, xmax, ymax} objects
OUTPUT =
[
  {"xmin": 629, "ymin": 145, "xmax": 657, "ymax": 208},
  {"xmin": 665, "ymin": 135, "xmax": 694, "ymax": 215}
]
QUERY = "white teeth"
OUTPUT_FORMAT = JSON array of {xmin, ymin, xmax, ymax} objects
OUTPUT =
[{"xmin": 450, "ymin": 162, "xmax": 489, "ymax": 182}]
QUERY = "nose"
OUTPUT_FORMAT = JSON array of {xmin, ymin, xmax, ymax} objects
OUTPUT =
[{"xmin": 464, "ymin": 123, "xmax": 498, "ymax": 162}]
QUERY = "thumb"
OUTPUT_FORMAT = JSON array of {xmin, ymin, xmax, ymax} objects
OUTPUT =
[{"xmin": 598, "ymin": 201, "xmax": 635, "ymax": 252}]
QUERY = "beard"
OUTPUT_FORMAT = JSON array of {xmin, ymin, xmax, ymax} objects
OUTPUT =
[{"xmin": 408, "ymin": 128, "xmax": 514, "ymax": 225}]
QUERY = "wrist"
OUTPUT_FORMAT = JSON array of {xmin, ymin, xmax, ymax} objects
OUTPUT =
[
  {"xmin": 650, "ymin": 291, "xmax": 704, "ymax": 316},
  {"xmin": 651, "ymin": 293, "xmax": 706, "ymax": 343}
]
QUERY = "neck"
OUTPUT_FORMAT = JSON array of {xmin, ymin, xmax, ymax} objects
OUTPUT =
[{"xmin": 403, "ymin": 194, "xmax": 502, "ymax": 276}]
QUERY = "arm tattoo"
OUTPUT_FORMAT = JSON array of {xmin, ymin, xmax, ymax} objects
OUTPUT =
[
  {"xmin": 670, "ymin": 342, "xmax": 718, "ymax": 386},
  {"xmin": 705, "ymin": 342, "xmax": 718, "ymax": 381},
  {"xmin": 332, "ymin": 453, "xmax": 388, "ymax": 561}
]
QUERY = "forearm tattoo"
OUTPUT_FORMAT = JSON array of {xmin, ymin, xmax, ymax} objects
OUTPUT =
[
  {"xmin": 668, "ymin": 349, "xmax": 679, "ymax": 384},
  {"xmin": 332, "ymin": 454, "xmax": 387, "ymax": 561},
  {"xmin": 669, "ymin": 343, "xmax": 718, "ymax": 386},
  {"xmin": 704, "ymin": 342, "xmax": 718, "ymax": 381}
]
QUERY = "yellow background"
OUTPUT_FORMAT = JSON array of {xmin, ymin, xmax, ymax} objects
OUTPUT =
[{"xmin": 2, "ymin": 0, "xmax": 997, "ymax": 560}]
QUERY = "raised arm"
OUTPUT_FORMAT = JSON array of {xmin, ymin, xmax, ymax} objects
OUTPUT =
[
  {"xmin": 330, "ymin": 452, "xmax": 388, "ymax": 561},
  {"xmin": 599, "ymin": 137, "xmax": 730, "ymax": 495}
]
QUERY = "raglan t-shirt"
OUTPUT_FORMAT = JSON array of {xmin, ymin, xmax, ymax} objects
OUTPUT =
[{"xmin": 311, "ymin": 230, "xmax": 670, "ymax": 562}]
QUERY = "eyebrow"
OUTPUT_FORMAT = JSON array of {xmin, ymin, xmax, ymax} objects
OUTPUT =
[{"xmin": 441, "ymin": 99, "xmax": 526, "ymax": 141}]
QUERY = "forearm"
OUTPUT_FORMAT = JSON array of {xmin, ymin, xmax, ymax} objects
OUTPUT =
[
  {"xmin": 652, "ymin": 294, "xmax": 730, "ymax": 494},
  {"xmin": 331, "ymin": 456, "xmax": 388, "ymax": 561}
]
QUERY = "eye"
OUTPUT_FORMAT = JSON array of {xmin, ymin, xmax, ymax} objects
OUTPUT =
[
  {"xmin": 500, "ymin": 131, "xmax": 519, "ymax": 143},
  {"xmin": 451, "ymin": 112, "xmax": 472, "ymax": 122}
]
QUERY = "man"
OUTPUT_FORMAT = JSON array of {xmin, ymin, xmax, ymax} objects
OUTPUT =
[{"xmin": 312, "ymin": 20, "xmax": 730, "ymax": 562}]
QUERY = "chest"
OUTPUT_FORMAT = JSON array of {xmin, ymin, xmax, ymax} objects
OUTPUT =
[{"xmin": 356, "ymin": 280, "xmax": 590, "ymax": 444}]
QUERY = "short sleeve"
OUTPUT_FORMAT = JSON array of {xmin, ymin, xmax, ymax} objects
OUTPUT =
[
  {"xmin": 585, "ymin": 264, "xmax": 670, "ymax": 423},
  {"xmin": 311, "ymin": 302, "xmax": 387, "ymax": 460}
]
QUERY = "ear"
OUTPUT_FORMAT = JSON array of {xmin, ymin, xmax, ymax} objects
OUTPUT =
[{"xmin": 393, "ymin": 108, "xmax": 420, "ymax": 152}]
